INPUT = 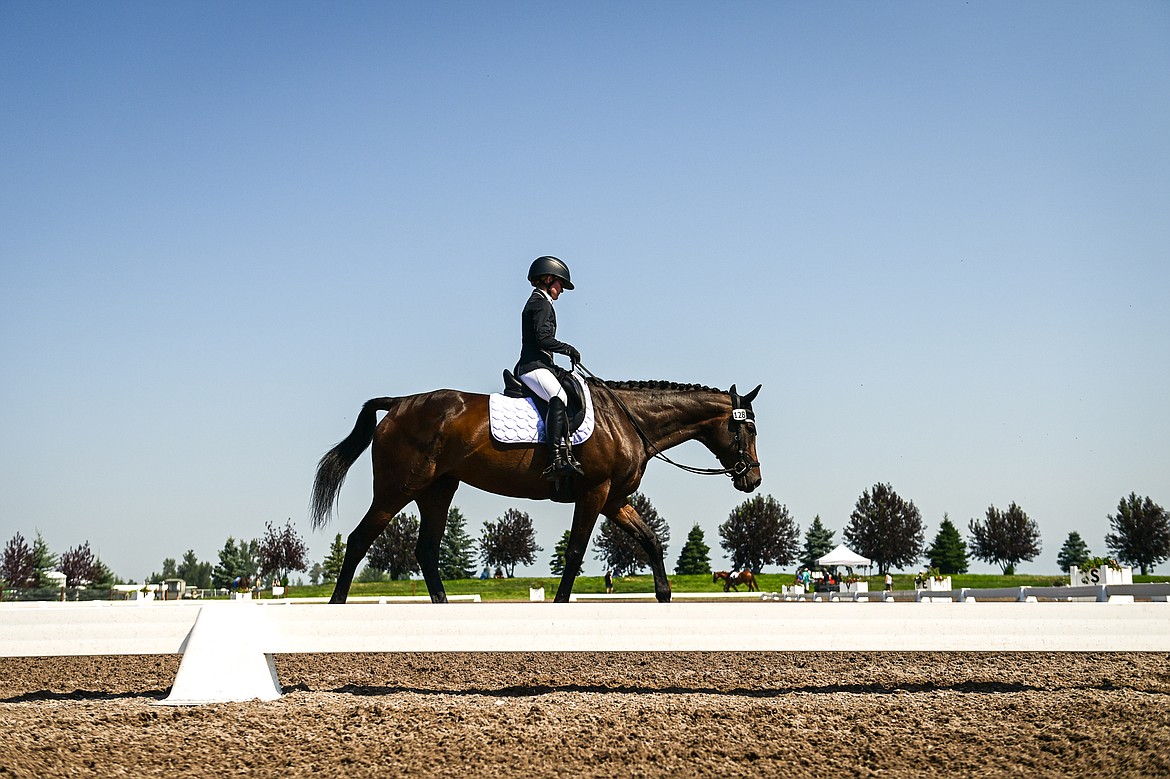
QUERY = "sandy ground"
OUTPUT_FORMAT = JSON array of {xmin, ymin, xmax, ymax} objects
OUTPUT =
[{"xmin": 1, "ymin": 652, "xmax": 1168, "ymax": 778}]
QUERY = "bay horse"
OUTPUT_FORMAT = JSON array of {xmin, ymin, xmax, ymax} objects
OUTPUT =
[
  {"xmin": 311, "ymin": 378, "xmax": 762, "ymax": 604},
  {"xmin": 713, "ymin": 570, "xmax": 759, "ymax": 592}
]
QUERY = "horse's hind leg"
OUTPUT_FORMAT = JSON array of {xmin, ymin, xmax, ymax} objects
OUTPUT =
[
  {"xmin": 414, "ymin": 476, "xmax": 459, "ymax": 604},
  {"xmin": 330, "ymin": 492, "xmax": 411, "ymax": 604},
  {"xmin": 607, "ymin": 502, "xmax": 672, "ymax": 603}
]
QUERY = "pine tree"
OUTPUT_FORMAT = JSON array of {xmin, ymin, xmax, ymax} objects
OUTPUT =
[
  {"xmin": 1056, "ymin": 531, "xmax": 1092, "ymax": 573},
  {"xmin": 926, "ymin": 514, "xmax": 969, "ymax": 574},
  {"xmin": 177, "ymin": 550, "xmax": 213, "ymax": 589},
  {"xmin": 675, "ymin": 524, "xmax": 712, "ymax": 575},
  {"xmin": 800, "ymin": 515, "xmax": 835, "ymax": 569},
  {"xmin": 211, "ymin": 537, "xmax": 260, "ymax": 589},
  {"xmin": 438, "ymin": 507, "xmax": 477, "ymax": 580},
  {"xmin": 322, "ymin": 533, "xmax": 346, "ymax": 583},
  {"xmin": 30, "ymin": 531, "xmax": 58, "ymax": 588},
  {"xmin": 89, "ymin": 557, "xmax": 115, "ymax": 588},
  {"xmin": 550, "ymin": 530, "xmax": 577, "ymax": 576}
]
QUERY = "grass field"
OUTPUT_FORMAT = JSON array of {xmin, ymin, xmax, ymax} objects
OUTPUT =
[{"xmin": 272, "ymin": 571, "xmax": 1168, "ymax": 601}]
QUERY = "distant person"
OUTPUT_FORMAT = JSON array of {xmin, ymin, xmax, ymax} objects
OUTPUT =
[
  {"xmin": 885, "ymin": 572, "xmax": 893, "ymax": 592},
  {"xmin": 605, "ymin": 569, "xmax": 614, "ymax": 594}
]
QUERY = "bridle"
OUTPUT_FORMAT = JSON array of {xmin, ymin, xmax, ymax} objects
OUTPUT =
[{"xmin": 576, "ymin": 364, "xmax": 760, "ymax": 480}]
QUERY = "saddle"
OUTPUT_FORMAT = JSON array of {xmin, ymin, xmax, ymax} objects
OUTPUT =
[{"xmin": 501, "ymin": 369, "xmax": 589, "ymax": 437}]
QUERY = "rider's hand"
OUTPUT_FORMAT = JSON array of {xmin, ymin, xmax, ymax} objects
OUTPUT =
[{"xmin": 567, "ymin": 346, "xmax": 582, "ymax": 366}]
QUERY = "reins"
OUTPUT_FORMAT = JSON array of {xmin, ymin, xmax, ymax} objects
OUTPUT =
[{"xmin": 574, "ymin": 364, "xmax": 759, "ymax": 479}]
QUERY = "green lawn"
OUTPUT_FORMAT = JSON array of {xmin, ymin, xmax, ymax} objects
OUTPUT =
[{"xmin": 269, "ymin": 570, "xmax": 1167, "ymax": 602}]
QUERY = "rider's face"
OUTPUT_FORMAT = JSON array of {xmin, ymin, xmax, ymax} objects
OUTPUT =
[{"xmin": 547, "ymin": 278, "xmax": 563, "ymax": 300}]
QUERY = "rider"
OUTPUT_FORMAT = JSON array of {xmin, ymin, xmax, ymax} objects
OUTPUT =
[{"xmin": 516, "ymin": 255, "xmax": 584, "ymax": 481}]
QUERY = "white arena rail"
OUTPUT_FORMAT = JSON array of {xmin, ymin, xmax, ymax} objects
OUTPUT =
[
  {"xmin": 913, "ymin": 582, "xmax": 1170, "ymax": 603},
  {"xmin": 2, "ymin": 600, "xmax": 1168, "ymax": 705}
]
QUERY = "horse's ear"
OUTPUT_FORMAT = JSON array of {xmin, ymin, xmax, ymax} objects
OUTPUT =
[
  {"xmin": 730, "ymin": 384, "xmax": 737, "ymax": 397},
  {"xmin": 744, "ymin": 384, "xmax": 762, "ymax": 404}
]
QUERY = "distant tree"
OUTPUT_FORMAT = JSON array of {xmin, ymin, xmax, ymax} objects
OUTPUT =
[
  {"xmin": 2, "ymin": 532, "xmax": 36, "ymax": 588},
  {"xmin": 322, "ymin": 533, "xmax": 346, "ymax": 583},
  {"xmin": 257, "ymin": 519, "xmax": 309, "ymax": 584},
  {"xmin": 356, "ymin": 563, "xmax": 387, "ymax": 583},
  {"xmin": 176, "ymin": 550, "xmax": 213, "ymax": 589},
  {"xmin": 438, "ymin": 507, "xmax": 477, "ymax": 580},
  {"xmin": 59, "ymin": 541, "xmax": 100, "ymax": 588},
  {"xmin": 308, "ymin": 562, "xmax": 324, "ymax": 586},
  {"xmin": 800, "ymin": 515, "xmax": 835, "ymax": 570},
  {"xmin": 30, "ymin": 531, "xmax": 58, "ymax": 588},
  {"xmin": 594, "ymin": 493, "xmax": 671, "ymax": 577},
  {"xmin": 368, "ymin": 513, "xmax": 421, "ymax": 580},
  {"xmin": 1105, "ymin": 493, "xmax": 1170, "ymax": 575},
  {"xmin": 211, "ymin": 537, "xmax": 259, "ymax": 589},
  {"xmin": 550, "ymin": 530, "xmax": 577, "ymax": 577},
  {"xmin": 719, "ymin": 494, "xmax": 799, "ymax": 574},
  {"xmin": 925, "ymin": 514, "xmax": 969, "ymax": 574},
  {"xmin": 480, "ymin": 508, "xmax": 542, "ymax": 578},
  {"xmin": 149, "ymin": 557, "xmax": 179, "ymax": 584},
  {"xmin": 1056, "ymin": 531, "xmax": 1092, "ymax": 574},
  {"xmin": 675, "ymin": 524, "xmax": 712, "ymax": 575},
  {"xmin": 89, "ymin": 558, "xmax": 116, "ymax": 588},
  {"xmin": 968, "ymin": 502, "xmax": 1041, "ymax": 575},
  {"xmin": 844, "ymin": 483, "xmax": 924, "ymax": 575}
]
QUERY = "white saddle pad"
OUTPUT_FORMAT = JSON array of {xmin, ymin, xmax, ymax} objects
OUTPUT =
[{"xmin": 489, "ymin": 377, "xmax": 595, "ymax": 445}]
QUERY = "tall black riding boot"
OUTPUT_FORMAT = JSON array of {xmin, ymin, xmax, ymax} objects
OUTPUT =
[{"xmin": 542, "ymin": 397, "xmax": 583, "ymax": 480}]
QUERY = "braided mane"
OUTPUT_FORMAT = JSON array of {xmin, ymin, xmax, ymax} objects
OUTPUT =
[{"xmin": 586, "ymin": 377, "xmax": 725, "ymax": 394}]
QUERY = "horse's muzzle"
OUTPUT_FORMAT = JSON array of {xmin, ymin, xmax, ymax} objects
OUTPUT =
[{"xmin": 734, "ymin": 470, "xmax": 762, "ymax": 493}]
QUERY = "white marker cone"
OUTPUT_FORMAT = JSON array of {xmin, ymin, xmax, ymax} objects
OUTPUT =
[{"xmin": 159, "ymin": 603, "xmax": 282, "ymax": 705}]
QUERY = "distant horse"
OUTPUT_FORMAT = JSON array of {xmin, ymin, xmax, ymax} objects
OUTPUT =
[
  {"xmin": 312, "ymin": 379, "xmax": 762, "ymax": 604},
  {"xmin": 713, "ymin": 570, "xmax": 759, "ymax": 592}
]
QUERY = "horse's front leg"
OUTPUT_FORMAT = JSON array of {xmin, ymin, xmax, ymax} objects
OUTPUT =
[
  {"xmin": 554, "ymin": 488, "xmax": 607, "ymax": 603},
  {"xmin": 607, "ymin": 502, "xmax": 671, "ymax": 603}
]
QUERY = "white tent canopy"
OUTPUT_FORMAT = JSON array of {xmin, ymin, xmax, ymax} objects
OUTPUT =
[{"xmin": 817, "ymin": 544, "xmax": 871, "ymax": 568}]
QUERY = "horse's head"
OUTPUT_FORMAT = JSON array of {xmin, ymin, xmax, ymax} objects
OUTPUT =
[{"xmin": 717, "ymin": 384, "xmax": 762, "ymax": 493}]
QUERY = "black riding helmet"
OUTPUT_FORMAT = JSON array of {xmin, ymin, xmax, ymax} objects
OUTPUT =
[{"xmin": 527, "ymin": 255, "xmax": 574, "ymax": 290}]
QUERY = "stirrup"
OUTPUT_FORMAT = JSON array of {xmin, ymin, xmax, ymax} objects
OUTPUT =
[
  {"xmin": 543, "ymin": 448, "xmax": 583, "ymax": 480},
  {"xmin": 562, "ymin": 450, "xmax": 585, "ymax": 477}
]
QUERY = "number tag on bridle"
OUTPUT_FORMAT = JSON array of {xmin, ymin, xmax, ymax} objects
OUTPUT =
[{"xmin": 732, "ymin": 409, "xmax": 749, "ymax": 422}]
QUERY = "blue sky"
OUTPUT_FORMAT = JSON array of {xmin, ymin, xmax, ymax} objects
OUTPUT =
[{"xmin": 2, "ymin": 1, "xmax": 1168, "ymax": 582}]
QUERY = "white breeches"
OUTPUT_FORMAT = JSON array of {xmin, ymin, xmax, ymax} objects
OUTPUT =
[{"xmin": 519, "ymin": 368, "xmax": 568, "ymax": 405}]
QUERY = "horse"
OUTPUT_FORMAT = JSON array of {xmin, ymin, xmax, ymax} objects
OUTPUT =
[
  {"xmin": 311, "ymin": 378, "xmax": 762, "ymax": 604},
  {"xmin": 713, "ymin": 570, "xmax": 759, "ymax": 592}
]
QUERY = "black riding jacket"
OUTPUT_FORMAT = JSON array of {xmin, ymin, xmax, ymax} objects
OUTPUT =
[{"xmin": 515, "ymin": 289, "xmax": 577, "ymax": 376}]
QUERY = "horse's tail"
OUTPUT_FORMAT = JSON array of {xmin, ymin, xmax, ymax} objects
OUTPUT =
[{"xmin": 310, "ymin": 397, "xmax": 397, "ymax": 529}]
